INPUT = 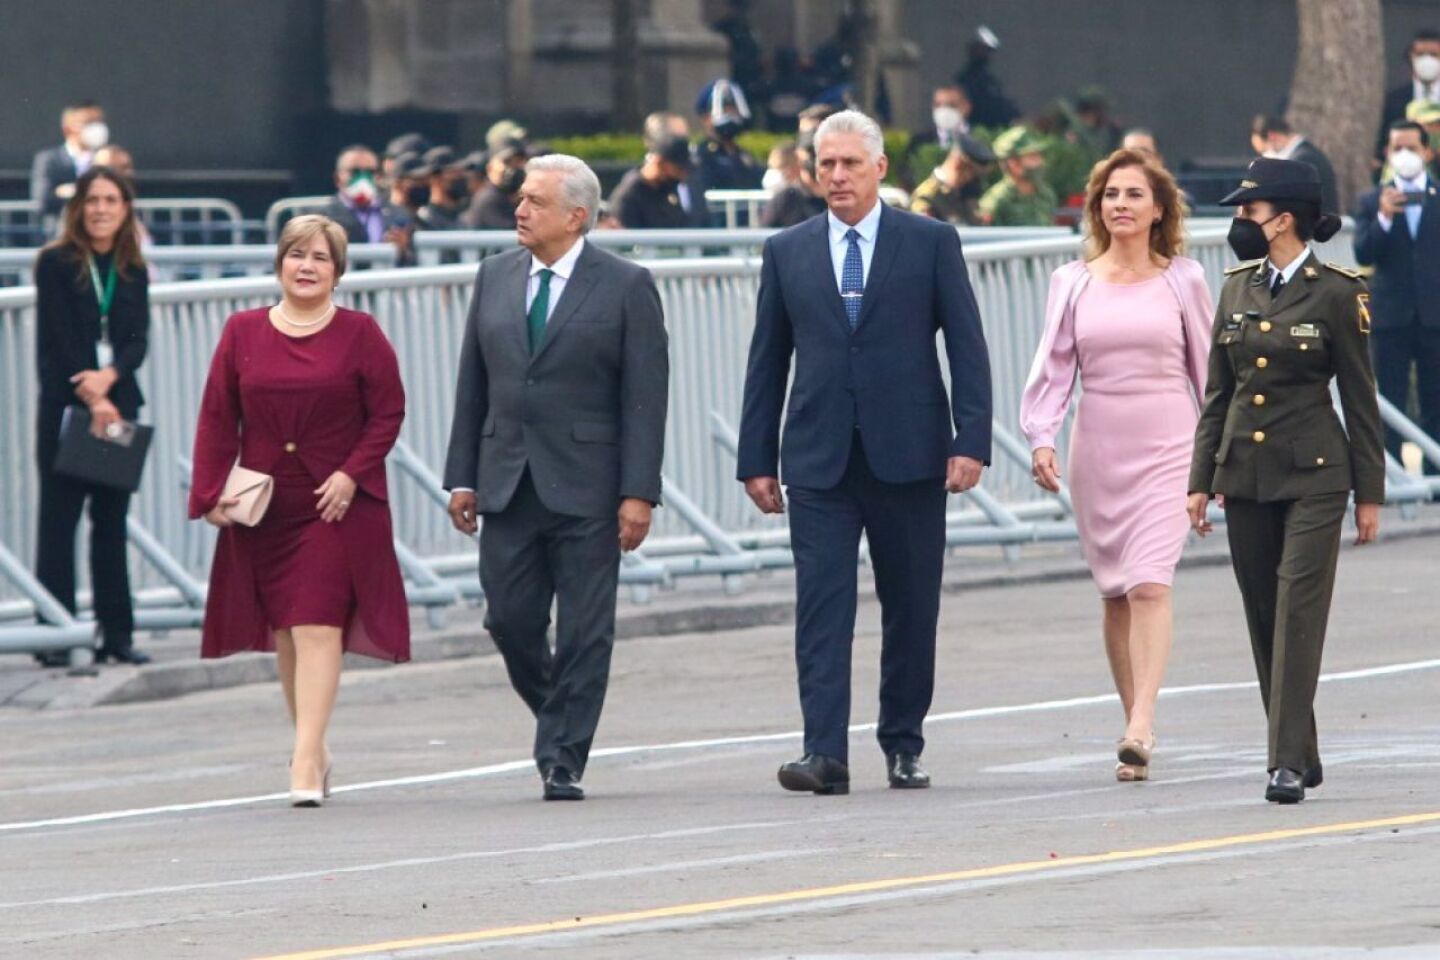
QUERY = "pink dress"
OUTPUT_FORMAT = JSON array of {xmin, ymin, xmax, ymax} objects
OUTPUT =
[{"xmin": 1020, "ymin": 259, "xmax": 1215, "ymax": 598}]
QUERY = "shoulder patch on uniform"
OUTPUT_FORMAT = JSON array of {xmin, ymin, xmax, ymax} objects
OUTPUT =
[
  {"xmin": 1324, "ymin": 262, "xmax": 1363, "ymax": 281},
  {"xmin": 1357, "ymin": 292, "xmax": 1372, "ymax": 335},
  {"xmin": 1224, "ymin": 259, "xmax": 1263, "ymax": 276}
]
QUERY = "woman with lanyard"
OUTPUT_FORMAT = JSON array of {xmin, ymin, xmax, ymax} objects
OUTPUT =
[
  {"xmin": 1188, "ymin": 158, "xmax": 1385, "ymax": 804},
  {"xmin": 33, "ymin": 166, "xmax": 151, "ymax": 666}
]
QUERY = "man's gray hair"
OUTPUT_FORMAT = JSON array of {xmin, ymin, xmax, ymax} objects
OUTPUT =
[
  {"xmin": 814, "ymin": 109, "xmax": 885, "ymax": 161},
  {"xmin": 525, "ymin": 154, "xmax": 601, "ymax": 233}
]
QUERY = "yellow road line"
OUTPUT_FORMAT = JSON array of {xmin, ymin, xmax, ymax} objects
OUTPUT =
[{"xmin": 254, "ymin": 809, "xmax": 1440, "ymax": 960}]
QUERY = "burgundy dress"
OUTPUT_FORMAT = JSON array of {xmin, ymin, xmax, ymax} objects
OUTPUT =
[{"xmin": 188, "ymin": 307, "xmax": 410, "ymax": 661}]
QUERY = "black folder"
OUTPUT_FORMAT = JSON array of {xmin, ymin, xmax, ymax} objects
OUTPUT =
[{"xmin": 52, "ymin": 406, "xmax": 154, "ymax": 493}]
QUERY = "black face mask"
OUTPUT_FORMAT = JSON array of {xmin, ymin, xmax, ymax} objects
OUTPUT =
[
  {"xmin": 1227, "ymin": 214, "xmax": 1279, "ymax": 261},
  {"xmin": 405, "ymin": 185, "xmax": 430, "ymax": 208},
  {"xmin": 715, "ymin": 117, "xmax": 743, "ymax": 141},
  {"xmin": 498, "ymin": 168, "xmax": 526, "ymax": 194}
]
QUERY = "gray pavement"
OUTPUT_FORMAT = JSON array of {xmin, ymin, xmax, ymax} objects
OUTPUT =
[{"xmin": 1, "ymin": 533, "xmax": 1438, "ymax": 959}]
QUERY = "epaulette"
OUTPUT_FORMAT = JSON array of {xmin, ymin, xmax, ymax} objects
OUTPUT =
[
  {"xmin": 1323, "ymin": 262, "xmax": 1364, "ymax": 281},
  {"xmin": 1224, "ymin": 259, "xmax": 1263, "ymax": 276}
]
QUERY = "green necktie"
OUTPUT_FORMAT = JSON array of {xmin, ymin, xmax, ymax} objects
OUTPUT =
[{"xmin": 528, "ymin": 268, "xmax": 553, "ymax": 354}]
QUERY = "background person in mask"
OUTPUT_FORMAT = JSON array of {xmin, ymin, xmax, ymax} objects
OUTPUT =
[
  {"xmin": 1353, "ymin": 120, "xmax": 1440, "ymax": 478},
  {"xmin": 761, "ymin": 137, "xmax": 826, "ymax": 228},
  {"xmin": 695, "ymin": 78, "xmax": 763, "ymax": 190},
  {"xmin": 323, "ymin": 146, "xmax": 412, "ymax": 265},
  {"xmin": 461, "ymin": 145, "xmax": 528, "ymax": 230},
  {"xmin": 32, "ymin": 100, "xmax": 109, "ymax": 224},
  {"xmin": 609, "ymin": 135, "xmax": 699, "ymax": 229},
  {"xmin": 901, "ymin": 83, "xmax": 973, "ymax": 190},
  {"xmin": 910, "ymin": 135, "xmax": 995, "ymax": 227},
  {"xmin": 1380, "ymin": 29, "xmax": 1440, "ymax": 158},
  {"xmin": 1249, "ymin": 115, "xmax": 1338, "ymax": 214},
  {"xmin": 979, "ymin": 126, "xmax": 1057, "ymax": 226},
  {"xmin": 762, "ymin": 141, "xmax": 801, "ymax": 196},
  {"xmin": 1189, "ymin": 158, "xmax": 1384, "ymax": 805},
  {"xmin": 954, "ymin": 26, "xmax": 1019, "ymax": 130},
  {"xmin": 414, "ymin": 146, "xmax": 468, "ymax": 231}
]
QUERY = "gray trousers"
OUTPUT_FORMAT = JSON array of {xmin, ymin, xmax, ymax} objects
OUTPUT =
[
  {"xmin": 1224, "ymin": 492, "xmax": 1348, "ymax": 773},
  {"xmin": 480, "ymin": 470, "xmax": 621, "ymax": 777}
]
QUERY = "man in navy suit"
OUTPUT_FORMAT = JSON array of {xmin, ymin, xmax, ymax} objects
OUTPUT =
[
  {"xmin": 1354, "ymin": 120, "xmax": 1440, "ymax": 475},
  {"xmin": 737, "ymin": 109, "xmax": 992, "ymax": 795}
]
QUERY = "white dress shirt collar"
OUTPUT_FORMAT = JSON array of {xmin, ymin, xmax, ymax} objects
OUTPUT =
[
  {"xmin": 827, "ymin": 199, "xmax": 882, "ymax": 247},
  {"xmin": 1394, "ymin": 170, "xmax": 1430, "ymax": 194},
  {"xmin": 1268, "ymin": 246, "xmax": 1313, "ymax": 286},
  {"xmin": 531, "ymin": 236, "xmax": 585, "ymax": 280},
  {"xmin": 1415, "ymin": 78, "xmax": 1440, "ymax": 103}
]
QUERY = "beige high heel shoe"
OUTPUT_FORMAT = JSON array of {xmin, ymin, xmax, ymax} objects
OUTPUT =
[{"xmin": 288, "ymin": 756, "xmax": 332, "ymax": 808}]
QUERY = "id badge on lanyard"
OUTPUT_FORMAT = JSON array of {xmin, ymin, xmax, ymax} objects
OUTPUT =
[{"xmin": 88, "ymin": 256, "xmax": 117, "ymax": 369}]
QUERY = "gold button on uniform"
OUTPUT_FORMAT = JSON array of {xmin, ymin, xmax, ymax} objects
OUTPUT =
[
  {"xmin": 1259, "ymin": 321, "xmax": 1272, "ymax": 332},
  {"xmin": 1316, "ymin": 457, "xmax": 1326, "ymax": 465},
  {"xmin": 284, "ymin": 442, "xmax": 297, "ymax": 453},
  {"xmin": 1253, "ymin": 394, "xmax": 1266, "ymax": 406},
  {"xmin": 1299, "ymin": 343, "xmax": 1309, "ymax": 351},
  {"xmin": 1252, "ymin": 430, "xmax": 1266, "ymax": 443},
  {"xmin": 1256, "ymin": 357, "xmax": 1269, "ymax": 368}
]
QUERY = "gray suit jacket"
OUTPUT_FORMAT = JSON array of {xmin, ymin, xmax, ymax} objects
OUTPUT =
[
  {"xmin": 31, "ymin": 146, "xmax": 78, "ymax": 217},
  {"xmin": 442, "ymin": 241, "xmax": 669, "ymax": 519}
]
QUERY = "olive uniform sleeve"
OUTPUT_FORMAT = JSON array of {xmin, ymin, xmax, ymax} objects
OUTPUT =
[
  {"xmin": 1328, "ymin": 279, "xmax": 1386, "ymax": 503},
  {"xmin": 1188, "ymin": 301, "xmax": 1235, "ymax": 494}
]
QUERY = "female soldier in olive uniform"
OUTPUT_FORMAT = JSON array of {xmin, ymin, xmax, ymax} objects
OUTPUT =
[{"xmin": 1187, "ymin": 158, "xmax": 1385, "ymax": 804}]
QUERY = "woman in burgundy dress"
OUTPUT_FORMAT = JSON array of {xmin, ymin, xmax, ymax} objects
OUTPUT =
[{"xmin": 188, "ymin": 215, "xmax": 409, "ymax": 807}]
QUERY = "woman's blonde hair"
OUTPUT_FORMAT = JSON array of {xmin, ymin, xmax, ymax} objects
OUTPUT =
[
  {"xmin": 1082, "ymin": 149, "xmax": 1189, "ymax": 261},
  {"xmin": 274, "ymin": 214, "xmax": 349, "ymax": 279}
]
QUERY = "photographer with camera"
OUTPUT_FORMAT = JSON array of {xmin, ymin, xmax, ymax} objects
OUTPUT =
[{"xmin": 1353, "ymin": 119, "xmax": 1440, "ymax": 477}]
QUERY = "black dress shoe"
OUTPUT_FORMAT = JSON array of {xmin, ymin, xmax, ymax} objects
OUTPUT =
[
  {"xmin": 1265, "ymin": 767, "xmax": 1305, "ymax": 804},
  {"xmin": 777, "ymin": 754, "xmax": 850, "ymax": 795},
  {"xmin": 96, "ymin": 648, "xmax": 152, "ymax": 666},
  {"xmin": 542, "ymin": 767, "xmax": 584, "ymax": 801},
  {"xmin": 1303, "ymin": 764, "xmax": 1323, "ymax": 789},
  {"xmin": 887, "ymin": 753, "xmax": 931, "ymax": 789},
  {"xmin": 34, "ymin": 651, "xmax": 70, "ymax": 668}
]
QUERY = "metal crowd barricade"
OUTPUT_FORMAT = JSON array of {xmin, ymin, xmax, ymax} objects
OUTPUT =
[
  {"xmin": 0, "ymin": 244, "xmax": 399, "ymax": 286},
  {"xmin": 0, "ymin": 200, "xmax": 46, "ymax": 249},
  {"xmin": 133, "ymin": 199, "xmax": 246, "ymax": 246},
  {"xmin": 1, "ymin": 220, "xmax": 1435, "ymax": 660},
  {"xmin": 265, "ymin": 196, "xmax": 332, "ymax": 242}
]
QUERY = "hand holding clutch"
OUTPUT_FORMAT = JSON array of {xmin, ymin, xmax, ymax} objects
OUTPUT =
[{"xmin": 217, "ymin": 465, "xmax": 274, "ymax": 527}]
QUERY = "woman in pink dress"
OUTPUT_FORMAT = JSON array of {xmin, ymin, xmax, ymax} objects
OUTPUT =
[
  {"xmin": 1020, "ymin": 150, "xmax": 1215, "ymax": 781},
  {"xmin": 189, "ymin": 216, "xmax": 410, "ymax": 806}
]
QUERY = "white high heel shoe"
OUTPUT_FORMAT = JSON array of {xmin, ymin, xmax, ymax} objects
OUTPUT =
[{"xmin": 289, "ymin": 758, "xmax": 332, "ymax": 808}]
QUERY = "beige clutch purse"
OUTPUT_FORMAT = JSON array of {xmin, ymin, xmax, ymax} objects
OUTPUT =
[{"xmin": 221, "ymin": 465, "xmax": 274, "ymax": 527}]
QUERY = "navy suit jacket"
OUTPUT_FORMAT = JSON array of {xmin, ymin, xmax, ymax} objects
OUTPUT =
[
  {"xmin": 1353, "ymin": 182, "xmax": 1440, "ymax": 330},
  {"xmin": 736, "ymin": 204, "xmax": 992, "ymax": 489}
]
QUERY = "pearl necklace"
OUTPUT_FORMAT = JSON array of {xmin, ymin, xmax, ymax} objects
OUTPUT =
[{"xmin": 275, "ymin": 302, "xmax": 335, "ymax": 329}]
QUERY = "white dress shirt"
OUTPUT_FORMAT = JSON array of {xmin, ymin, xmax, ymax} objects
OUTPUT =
[
  {"xmin": 1376, "ymin": 171, "xmax": 1428, "ymax": 235},
  {"xmin": 827, "ymin": 199, "xmax": 882, "ymax": 294},
  {"xmin": 1266, "ymin": 246, "xmax": 1313, "ymax": 290},
  {"xmin": 1415, "ymin": 77, "xmax": 1440, "ymax": 104},
  {"xmin": 527, "ymin": 236, "xmax": 585, "ymax": 322},
  {"xmin": 454, "ymin": 236, "xmax": 588, "ymax": 495}
]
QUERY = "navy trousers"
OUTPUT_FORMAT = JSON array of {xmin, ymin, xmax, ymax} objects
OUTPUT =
[{"xmin": 786, "ymin": 435, "xmax": 947, "ymax": 763}]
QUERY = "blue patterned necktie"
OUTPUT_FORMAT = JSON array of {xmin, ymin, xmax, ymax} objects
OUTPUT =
[{"xmin": 841, "ymin": 228, "xmax": 864, "ymax": 329}]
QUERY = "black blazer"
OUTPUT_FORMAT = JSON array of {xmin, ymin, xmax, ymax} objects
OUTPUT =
[
  {"xmin": 34, "ymin": 246, "xmax": 149, "ymax": 416},
  {"xmin": 30, "ymin": 146, "xmax": 78, "ymax": 218},
  {"xmin": 1291, "ymin": 140, "xmax": 1340, "ymax": 214},
  {"xmin": 737, "ymin": 204, "xmax": 992, "ymax": 489},
  {"xmin": 1352, "ymin": 180, "xmax": 1440, "ymax": 330},
  {"xmin": 1378, "ymin": 83, "xmax": 1415, "ymax": 157}
]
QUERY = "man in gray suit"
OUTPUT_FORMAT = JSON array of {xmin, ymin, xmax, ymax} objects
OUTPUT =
[{"xmin": 443, "ymin": 154, "xmax": 669, "ymax": 801}]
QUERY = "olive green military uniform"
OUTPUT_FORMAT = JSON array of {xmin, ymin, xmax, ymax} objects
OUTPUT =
[
  {"xmin": 1189, "ymin": 252, "xmax": 1386, "ymax": 774},
  {"xmin": 978, "ymin": 177, "xmax": 1057, "ymax": 227},
  {"xmin": 911, "ymin": 173, "xmax": 982, "ymax": 226}
]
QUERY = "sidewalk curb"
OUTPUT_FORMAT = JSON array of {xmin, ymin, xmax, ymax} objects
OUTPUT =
[{"xmin": 24, "ymin": 516, "xmax": 1440, "ymax": 710}]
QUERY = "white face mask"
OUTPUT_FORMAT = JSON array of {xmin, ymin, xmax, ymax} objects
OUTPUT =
[
  {"xmin": 80, "ymin": 121, "xmax": 109, "ymax": 151},
  {"xmin": 1391, "ymin": 148, "xmax": 1426, "ymax": 181},
  {"xmin": 932, "ymin": 106, "xmax": 963, "ymax": 133},
  {"xmin": 761, "ymin": 167, "xmax": 787, "ymax": 195},
  {"xmin": 1414, "ymin": 53, "xmax": 1440, "ymax": 83}
]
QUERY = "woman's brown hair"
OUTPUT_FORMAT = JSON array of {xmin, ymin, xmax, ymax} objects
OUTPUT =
[
  {"xmin": 1082, "ymin": 148, "xmax": 1189, "ymax": 261},
  {"xmin": 44, "ymin": 166, "xmax": 147, "ymax": 280}
]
